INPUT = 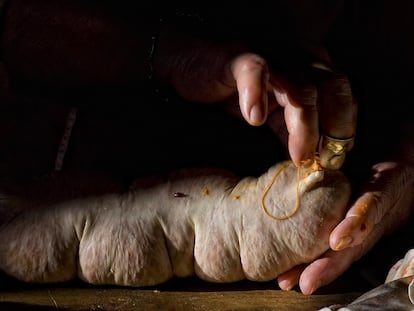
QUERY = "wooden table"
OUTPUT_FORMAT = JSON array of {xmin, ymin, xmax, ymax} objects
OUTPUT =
[{"xmin": 0, "ymin": 275, "xmax": 367, "ymax": 311}]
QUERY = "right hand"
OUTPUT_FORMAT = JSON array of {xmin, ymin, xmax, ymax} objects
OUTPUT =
[{"xmin": 155, "ymin": 34, "xmax": 357, "ymax": 168}]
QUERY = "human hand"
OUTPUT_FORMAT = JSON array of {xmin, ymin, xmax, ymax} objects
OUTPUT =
[
  {"xmin": 262, "ymin": 54, "xmax": 357, "ymax": 169},
  {"xmin": 277, "ymin": 160, "xmax": 414, "ymax": 294},
  {"xmin": 155, "ymin": 32, "xmax": 357, "ymax": 169}
]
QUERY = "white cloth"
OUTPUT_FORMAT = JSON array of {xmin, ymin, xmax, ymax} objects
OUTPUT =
[{"xmin": 318, "ymin": 276, "xmax": 414, "ymax": 311}]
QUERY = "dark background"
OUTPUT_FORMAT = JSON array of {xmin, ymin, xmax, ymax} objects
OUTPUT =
[{"xmin": 0, "ymin": 0, "xmax": 414, "ymax": 293}]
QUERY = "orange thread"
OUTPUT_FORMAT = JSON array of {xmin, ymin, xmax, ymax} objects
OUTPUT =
[{"xmin": 260, "ymin": 158, "xmax": 320, "ymax": 220}]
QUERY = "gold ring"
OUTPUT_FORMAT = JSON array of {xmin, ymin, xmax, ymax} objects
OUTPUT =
[
  {"xmin": 318, "ymin": 134, "xmax": 355, "ymax": 170},
  {"xmin": 320, "ymin": 135, "xmax": 355, "ymax": 156}
]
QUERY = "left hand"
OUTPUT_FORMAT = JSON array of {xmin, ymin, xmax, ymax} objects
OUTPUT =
[{"xmin": 277, "ymin": 160, "xmax": 414, "ymax": 294}]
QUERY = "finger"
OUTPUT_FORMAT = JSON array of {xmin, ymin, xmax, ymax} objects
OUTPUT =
[
  {"xmin": 300, "ymin": 163, "xmax": 414, "ymax": 295},
  {"xmin": 318, "ymin": 72, "xmax": 357, "ymax": 169},
  {"xmin": 277, "ymin": 264, "xmax": 307, "ymax": 291},
  {"xmin": 231, "ymin": 53, "xmax": 269, "ymax": 126},
  {"xmin": 318, "ymin": 73, "xmax": 356, "ymax": 138},
  {"xmin": 272, "ymin": 80, "xmax": 319, "ymax": 166},
  {"xmin": 300, "ymin": 206, "xmax": 401, "ymax": 296},
  {"xmin": 266, "ymin": 106, "xmax": 289, "ymax": 150},
  {"xmin": 298, "ymin": 247, "xmax": 361, "ymax": 295},
  {"xmin": 330, "ymin": 162, "xmax": 413, "ymax": 251},
  {"xmin": 329, "ymin": 192, "xmax": 378, "ymax": 251}
]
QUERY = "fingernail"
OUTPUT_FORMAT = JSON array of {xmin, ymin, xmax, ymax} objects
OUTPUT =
[
  {"xmin": 306, "ymin": 286, "xmax": 317, "ymax": 295},
  {"xmin": 278, "ymin": 279, "xmax": 295, "ymax": 291},
  {"xmin": 249, "ymin": 105, "xmax": 265, "ymax": 125},
  {"xmin": 302, "ymin": 280, "xmax": 320, "ymax": 295},
  {"xmin": 333, "ymin": 236, "xmax": 353, "ymax": 251}
]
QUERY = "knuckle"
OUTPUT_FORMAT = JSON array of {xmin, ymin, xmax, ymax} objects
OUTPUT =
[{"xmin": 237, "ymin": 53, "xmax": 268, "ymax": 71}]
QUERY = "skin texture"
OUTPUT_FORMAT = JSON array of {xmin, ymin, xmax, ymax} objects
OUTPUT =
[
  {"xmin": 0, "ymin": 161, "xmax": 351, "ymax": 286},
  {"xmin": 278, "ymin": 125, "xmax": 414, "ymax": 294},
  {"xmin": 154, "ymin": 29, "xmax": 357, "ymax": 169}
]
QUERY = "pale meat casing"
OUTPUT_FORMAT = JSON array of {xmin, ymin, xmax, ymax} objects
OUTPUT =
[{"xmin": 0, "ymin": 162, "xmax": 351, "ymax": 286}]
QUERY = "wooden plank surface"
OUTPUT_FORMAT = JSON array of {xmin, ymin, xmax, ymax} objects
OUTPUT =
[{"xmin": 0, "ymin": 277, "xmax": 364, "ymax": 311}]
